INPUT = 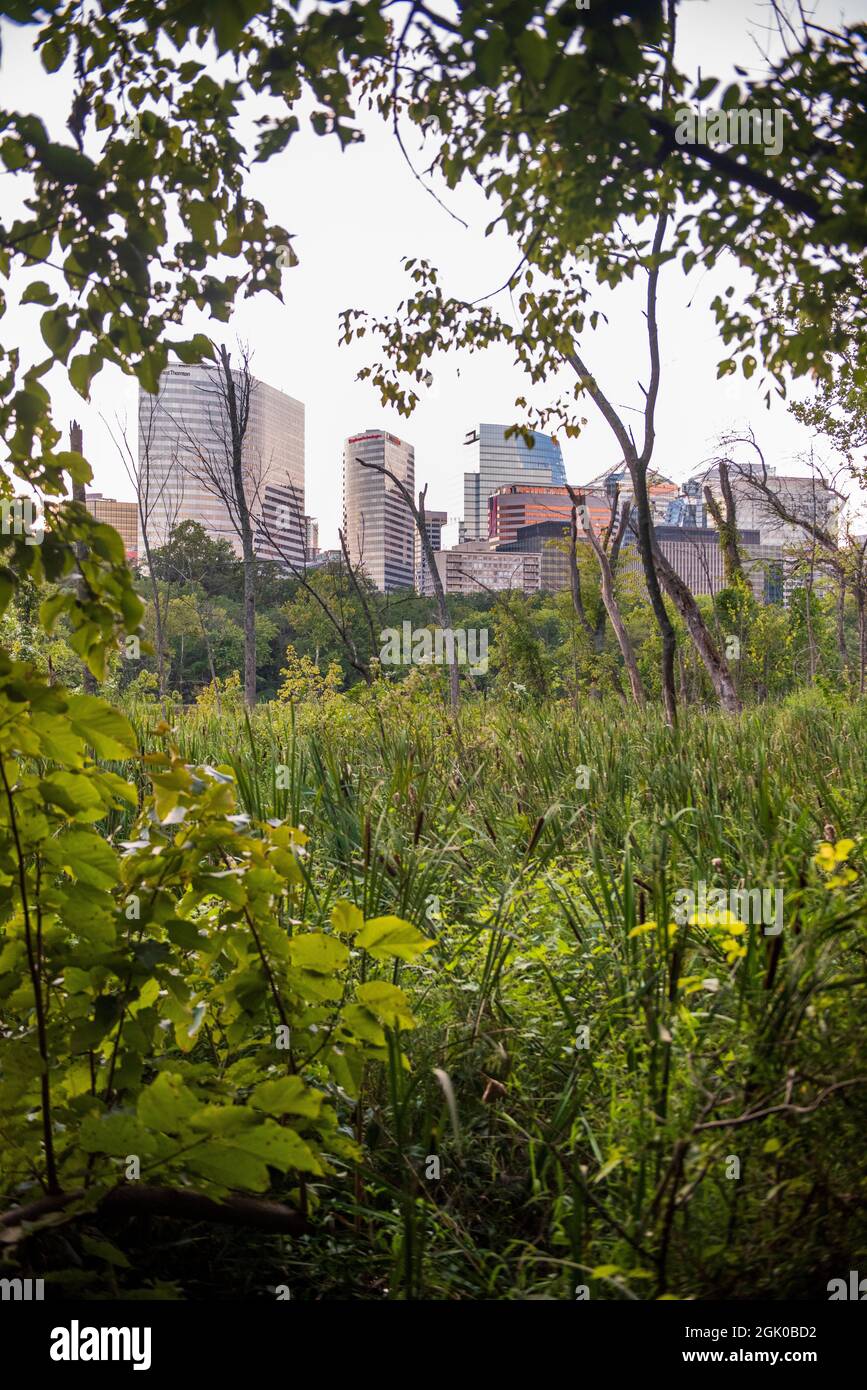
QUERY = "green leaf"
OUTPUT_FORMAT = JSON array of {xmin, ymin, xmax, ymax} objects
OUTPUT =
[
  {"xmin": 355, "ymin": 915, "xmax": 433, "ymax": 962},
  {"xmin": 21, "ymin": 280, "xmax": 57, "ymax": 306},
  {"xmin": 355, "ymin": 981, "xmax": 416, "ymax": 1030},
  {"xmin": 288, "ymin": 933, "xmax": 349, "ymax": 973},
  {"xmin": 330, "ymin": 899, "xmax": 363, "ymax": 936},
  {"xmin": 249, "ymin": 1075, "xmax": 323, "ymax": 1119},
  {"xmin": 66, "ymin": 694, "xmax": 137, "ymax": 758},
  {"xmin": 48, "ymin": 829, "xmax": 119, "ymax": 889},
  {"xmin": 137, "ymin": 1072, "xmax": 199, "ymax": 1134},
  {"xmin": 81, "ymin": 1235, "xmax": 131, "ymax": 1268}
]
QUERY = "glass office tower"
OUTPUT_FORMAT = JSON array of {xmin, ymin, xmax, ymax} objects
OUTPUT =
[{"xmin": 462, "ymin": 424, "xmax": 566, "ymax": 540}]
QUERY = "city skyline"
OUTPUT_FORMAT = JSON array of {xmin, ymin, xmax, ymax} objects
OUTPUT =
[{"xmin": 4, "ymin": 7, "xmax": 859, "ymax": 558}]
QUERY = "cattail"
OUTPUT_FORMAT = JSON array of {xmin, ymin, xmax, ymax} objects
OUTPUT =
[{"xmin": 526, "ymin": 815, "xmax": 545, "ymax": 857}]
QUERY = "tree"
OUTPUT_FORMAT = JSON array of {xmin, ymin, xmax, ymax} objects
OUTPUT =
[
  {"xmin": 717, "ymin": 430, "xmax": 866, "ymax": 693},
  {"xmin": 343, "ymin": 1, "xmax": 761, "ymax": 718},
  {"xmin": 150, "ymin": 521, "xmax": 242, "ymax": 711},
  {"xmin": 567, "ymin": 484, "xmax": 645, "ymax": 708}
]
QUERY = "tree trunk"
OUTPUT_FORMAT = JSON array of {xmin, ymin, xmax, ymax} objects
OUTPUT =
[
  {"xmin": 835, "ymin": 576, "xmax": 851, "ymax": 686},
  {"xmin": 196, "ymin": 599, "xmax": 222, "ymax": 716},
  {"xmin": 704, "ymin": 460, "xmax": 744, "ymax": 585},
  {"xmin": 574, "ymin": 495, "xmax": 645, "ymax": 709},
  {"xmin": 418, "ymin": 488, "xmax": 459, "ymax": 714},
  {"xmin": 71, "ymin": 474, "xmax": 98, "ymax": 696},
  {"xmin": 628, "ymin": 460, "xmax": 678, "ymax": 724},
  {"xmin": 218, "ymin": 345, "xmax": 257, "ymax": 708},
  {"xmin": 652, "ymin": 545, "xmax": 741, "ymax": 714},
  {"xmin": 242, "ymin": 532, "xmax": 256, "ymax": 707},
  {"xmin": 858, "ymin": 588, "xmax": 866, "ymax": 697}
]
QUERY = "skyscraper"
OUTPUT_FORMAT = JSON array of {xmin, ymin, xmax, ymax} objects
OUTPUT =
[
  {"xmin": 137, "ymin": 361, "xmax": 306, "ymax": 567},
  {"xmin": 415, "ymin": 508, "xmax": 448, "ymax": 594},
  {"xmin": 343, "ymin": 430, "xmax": 415, "ymax": 591},
  {"xmin": 462, "ymin": 424, "xmax": 566, "ymax": 540}
]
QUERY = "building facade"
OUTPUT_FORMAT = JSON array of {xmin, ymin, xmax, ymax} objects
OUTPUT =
[
  {"xmin": 415, "ymin": 509, "xmax": 448, "ymax": 594},
  {"xmin": 138, "ymin": 362, "xmax": 306, "ymax": 567},
  {"xmin": 497, "ymin": 520, "xmax": 574, "ymax": 591},
  {"xmin": 462, "ymin": 424, "xmax": 566, "ymax": 540},
  {"xmin": 689, "ymin": 464, "xmax": 843, "ymax": 548},
  {"xmin": 620, "ymin": 525, "xmax": 788, "ymax": 603},
  {"xmin": 434, "ymin": 539, "xmax": 541, "ymax": 595},
  {"xmin": 343, "ymin": 430, "xmax": 415, "ymax": 591},
  {"xmin": 583, "ymin": 462, "xmax": 679, "ymax": 522},
  {"xmin": 84, "ymin": 493, "xmax": 139, "ymax": 563},
  {"xmin": 487, "ymin": 483, "xmax": 623, "ymax": 544}
]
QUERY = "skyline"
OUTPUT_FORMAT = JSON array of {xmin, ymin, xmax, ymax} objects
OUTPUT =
[{"xmin": 3, "ymin": 0, "xmax": 867, "ymax": 555}]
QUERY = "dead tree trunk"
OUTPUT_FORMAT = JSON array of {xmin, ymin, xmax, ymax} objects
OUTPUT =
[
  {"xmin": 568, "ymin": 485, "xmax": 645, "ymax": 708},
  {"xmin": 704, "ymin": 459, "xmax": 745, "ymax": 586},
  {"xmin": 652, "ymin": 543, "xmax": 741, "ymax": 713}
]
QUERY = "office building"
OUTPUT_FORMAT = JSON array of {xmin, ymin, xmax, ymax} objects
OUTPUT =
[
  {"xmin": 434, "ymin": 539, "xmax": 540, "ymax": 595},
  {"xmin": 689, "ymin": 464, "xmax": 843, "ymax": 548},
  {"xmin": 462, "ymin": 424, "xmax": 566, "ymax": 540},
  {"xmin": 487, "ymin": 483, "xmax": 621, "ymax": 544},
  {"xmin": 497, "ymin": 520, "xmax": 574, "ymax": 591},
  {"xmin": 416, "ymin": 509, "xmax": 448, "ymax": 594},
  {"xmin": 84, "ymin": 493, "xmax": 139, "ymax": 563},
  {"xmin": 138, "ymin": 362, "xmax": 306, "ymax": 567},
  {"xmin": 583, "ymin": 462, "xmax": 679, "ymax": 522},
  {"xmin": 343, "ymin": 429, "xmax": 415, "ymax": 590}
]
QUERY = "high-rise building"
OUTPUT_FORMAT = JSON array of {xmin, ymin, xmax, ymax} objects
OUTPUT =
[
  {"xmin": 415, "ymin": 509, "xmax": 448, "ymax": 594},
  {"xmin": 84, "ymin": 493, "xmax": 139, "ymax": 562},
  {"xmin": 304, "ymin": 516, "xmax": 319, "ymax": 561},
  {"xmin": 462, "ymin": 424, "xmax": 566, "ymax": 540},
  {"xmin": 138, "ymin": 362, "xmax": 305, "ymax": 567},
  {"xmin": 343, "ymin": 429, "xmax": 415, "ymax": 591}
]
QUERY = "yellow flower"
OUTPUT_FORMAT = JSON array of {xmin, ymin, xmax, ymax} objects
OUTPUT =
[
  {"xmin": 814, "ymin": 838, "xmax": 857, "ymax": 872},
  {"xmin": 629, "ymin": 920, "xmax": 679, "ymax": 940},
  {"xmin": 692, "ymin": 909, "xmax": 747, "ymax": 931},
  {"xmin": 722, "ymin": 936, "xmax": 748, "ymax": 963},
  {"xmin": 827, "ymin": 868, "xmax": 857, "ymax": 889}
]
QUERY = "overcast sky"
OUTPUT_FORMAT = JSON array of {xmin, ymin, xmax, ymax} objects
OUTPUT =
[{"xmin": 3, "ymin": 0, "xmax": 866, "ymax": 548}]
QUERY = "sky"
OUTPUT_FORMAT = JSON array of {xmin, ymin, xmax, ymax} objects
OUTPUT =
[{"xmin": 2, "ymin": 0, "xmax": 866, "ymax": 549}]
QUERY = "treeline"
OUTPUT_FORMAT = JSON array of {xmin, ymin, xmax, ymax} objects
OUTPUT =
[{"xmin": 4, "ymin": 516, "xmax": 862, "ymax": 709}]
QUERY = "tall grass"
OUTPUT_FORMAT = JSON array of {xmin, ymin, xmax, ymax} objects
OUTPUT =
[{"xmin": 115, "ymin": 687, "xmax": 867, "ymax": 1299}]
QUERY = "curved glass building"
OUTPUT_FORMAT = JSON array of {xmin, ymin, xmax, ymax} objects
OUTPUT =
[{"xmin": 462, "ymin": 424, "xmax": 566, "ymax": 540}]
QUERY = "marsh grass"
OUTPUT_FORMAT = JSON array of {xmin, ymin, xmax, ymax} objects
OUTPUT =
[{"xmin": 108, "ymin": 687, "xmax": 867, "ymax": 1298}]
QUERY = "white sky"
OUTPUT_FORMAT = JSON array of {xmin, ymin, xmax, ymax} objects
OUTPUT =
[{"xmin": 3, "ymin": 0, "xmax": 866, "ymax": 548}]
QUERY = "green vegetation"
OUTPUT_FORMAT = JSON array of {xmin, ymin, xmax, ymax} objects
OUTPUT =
[{"xmin": 2, "ymin": 682, "xmax": 865, "ymax": 1299}]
